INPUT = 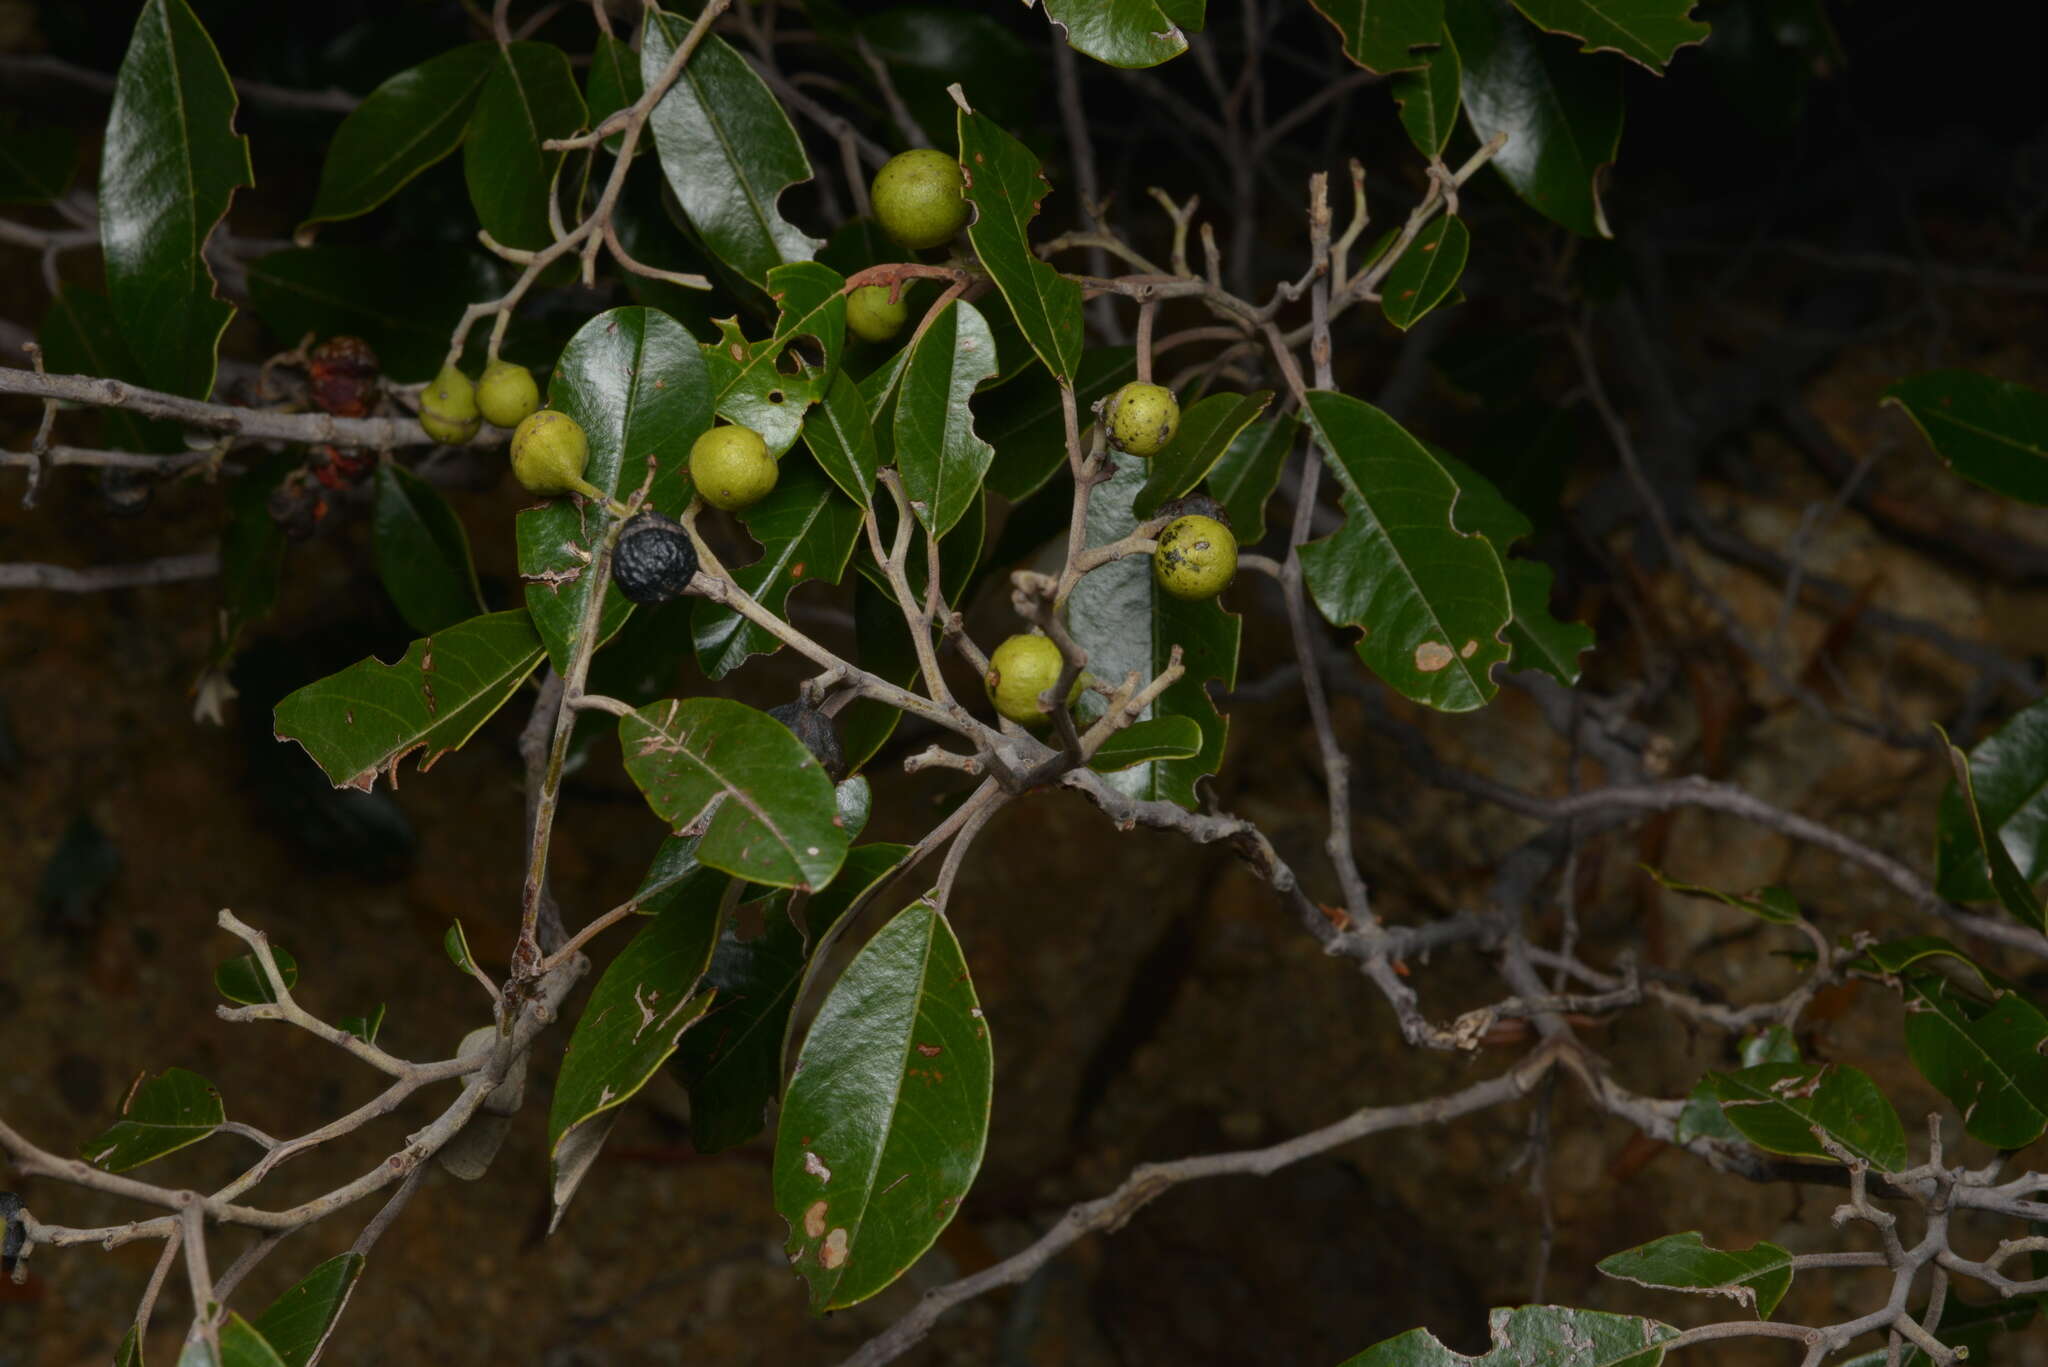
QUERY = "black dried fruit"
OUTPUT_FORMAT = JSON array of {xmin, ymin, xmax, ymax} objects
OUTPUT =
[
  {"xmin": 768, "ymin": 699, "xmax": 846, "ymax": 781},
  {"xmin": 308, "ymin": 335, "xmax": 380, "ymax": 419},
  {"xmin": 610, "ymin": 511, "xmax": 700, "ymax": 604}
]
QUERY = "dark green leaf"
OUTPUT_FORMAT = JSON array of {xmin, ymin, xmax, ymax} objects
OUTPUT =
[
  {"xmin": 1392, "ymin": 30, "xmax": 1463, "ymax": 157},
  {"xmin": 1381, "ymin": 217, "xmax": 1470, "ymax": 330},
  {"xmin": 1089, "ymin": 716, "xmax": 1205, "ymax": 772},
  {"xmin": 210, "ymin": 453, "xmax": 293, "ymax": 668},
  {"xmin": 1502, "ymin": 558, "xmax": 1593, "ymax": 683},
  {"xmin": 1206, "ymin": 415, "xmax": 1295, "ymax": 543},
  {"xmin": 1936, "ymin": 721, "xmax": 2046, "ymax": 932},
  {"xmin": 339, "ymin": 1004, "xmax": 385, "ymax": 1046},
  {"xmin": 273, "ymin": 610, "xmax": 547, "ymax": 791},
  {"xmin": 82, "ymin": 1067, "xmax": 223, "ymax": 1172},
  {"xmin": 1597, "ymin": 1232, "xmax": 1791, "ymax": 1318},
  {"xmin": 548, "ymin": 881, "xmax": 723, "ymax": 1167},
  {"xmin": 1299, "ymin": 391, "xmax": 1510, "ymax": 711},
  {"xmin": 250, "ymin": 1253, "xmax": 365, "ymax": 1367},
  {"xmin": 644, "ymin": 13, "xmax": 821, "ymax": 286},
  {"xmin": 1508, "ymin": 0, "xmax": 1710, "ymax": 72},
  {"xmin": 116, "ymin": 1326, "xmax": 142, "ymax": 1367},
  {"xmin": 1307, "ymin": 0, "xmax": 1444, "ymax": 73},
  {"xmin": 1676, "ymin": 1029, "xmax": 1799, "ymax": 1145},
  {"xmin": 895, "ymin": 299, "xmax": 1000, "ymax": 538},
  {"xmin": 979, "ymin": 347, "xmax": 1136, "ymax": 500},
  {"xmin": 1134, "ymin": 390, "xmax": 1273, "ymax": 517},
  {"xmin": 1897, "ymin": 971, "xmax": 2048, "ymax": 1150},
  {"xmin": 702, "ymin": 261, "xmax": 846, "ymax": 454},
  {"xmin": 38, "ymin": 288, "xmax": 182, "ymax": 453},
  {"xmin": 303, "ymin": 43, "xmax": 494, "ymax": 227},
  {"xmin": 1069, "ymin": 455, "xmax": 1239, "ymax": 807},
  {"xmin": 373, "ymin": 464, "xmax": 484, "ymax": 636},
  {"xmin": 691, "ymin": 453, "xmax": 863, "ymax": 678},
  {"xmin": 672, "ymin": 844, "xmax": 909, "ymax": 1152},
  {"xmin": 856, "ymin": 7, "xmax": 1040, "ymax": 134},
  {"xmin": 1934, "ymin": 697, "xmax": 2048, "ymax": 905},
  {"xmin": 463, "ymin": 42, "xmax": 585, "ymax": 251},
  {"xmin": 519, "ymin": 306, "xmax": 710, "ymax": 673},
  {"xmin": 1448, "ymin": 0, "xmax": 1622, "ymax": 238},
  {"xmin": 211, "ymin": 1314, "xmax": 288, "ymax": 1367},
  {"xmin": 774, "ymin": 896, "xmax": 992, "ymax": 1309},
  {"xmin": 443, "ymin": 920, "xmax": 476, "ymax": 975},
  {"xmin": 215, "ymin": 945, "xmax": 298, "ymax": 1006},
  {"xmin": 101, "ymin": 0, "xmax": 254, "ymax": 399},
  {"xmin": 245, "ymin": 246, "xmax": 505, "ymax": 383},
  {"xmin": 1339, "ymin": 1306, "xmax": 1676, "ymax": 1365},
  {"xmin": 620, "ymin": 698, "xmax": 851, "ymax": 890},
  {"xmin": 585, "ymin": 32, "xmax": 643, "ymax": 156},
  {"xmin": 1645, "ymin": 868, "xmax": 1802, "ymax": 924},
  {"xmin": 838, "ymin": 578, "xmax": 922, "ymax": 775},
  {"xmin": 1884, "ymin": 370, "xmax": 2048, "ymax": 506},
  {"xmin": 804, "ymin": 368, "xmax": 880, "ymax": 505},
  {"xmin": 1040, "ymin": 0, "xmax": 1194, "ymax": 67},
  {"xmin": 1708, "ymin": 1062, "xmax": 1907, "ymax": 1170},
  {"xmin": 958, "ymin": 105, "xmax": 1084, "ymax": 383},
  {"xmin": 0, "ymin": 121, "xmax": 77, "ymax": 204}
]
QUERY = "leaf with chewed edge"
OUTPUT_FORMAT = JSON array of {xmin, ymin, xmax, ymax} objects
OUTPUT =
[
  {"xmin": 1338, "ymin": 1305, "xmax": 1677, "ymax": 1365},
  {"xmin": 1598, "ymin": 1232, "xmax": 1793, "ymax": 1318}
]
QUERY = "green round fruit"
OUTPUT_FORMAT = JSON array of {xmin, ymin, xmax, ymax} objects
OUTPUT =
[
  {"xmin": 510, "ymin": 409, "xmax": 594, "ymax": 497},
  {"xmin": 871, "ymin": 148, "xmax": 969, "ymax": 251},
  {"xmin": 419, "ymin": 364, "xmax": 481, "ymax": 445},
  {"xmin": 690, "ymin": 424, "xmax": 777, "ymax": 511},
  {"xmin": 847, "ymin": 284, "xmax": 908, "ymax": 343},
  {"xmin": 986, "ymin": 633, "xmax": 1082, "ymax": 727},
  {"xmin": 1105, "ymin": 382, "xmax": 1180, "ymax": 457},
  {"xmin": 476, "ymin": 360, "xmax": 541, "ymax": 428},
  {"xmin": 1153, "ymin": 514, "xmax": 1237, "ymax": 601}
]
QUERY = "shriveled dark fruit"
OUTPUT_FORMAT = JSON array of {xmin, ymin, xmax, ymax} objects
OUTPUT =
[
  {"xmin": 308, "ymin": 336, "xmax": 380, "ymax": 418},
  {"xmin": 2, "ymin": 1190, "xmax": 24, "ymax": 1273},
  {"xmin": 768, "ymin": 699, "xmax": 846, "ymax": 781},
  {"xmin": 610, "ymin": 511, "xmax": 700, "ymax": 604}
]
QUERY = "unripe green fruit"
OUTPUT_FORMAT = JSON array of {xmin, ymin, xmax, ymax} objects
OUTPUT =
[
  {"xmin": 1105, "ymin": 382, "xmax": 1180, "ymax": 457},
  {"xmin": 986, "ymin": 633, "xmax": 1082, "ymax": 727},
  {"xmin": 1153, "ymin": 514, "xmax": 1237, "ymax": 600},
  {"xmin": 690, "ymin": 424, "xmax": 777, "ymax": 511},
  {"xmin": 510, "ymin": 409, "xmax": 595, "ymax": 497},
  {"xmin": 847, "ymin": 284, "xmax": 908, "ymax": 343},
  {"xmin": 477, "ymin": 360, "xmax": 541, "ymax": 428},
  {"xmin": 871, "ymin": 148, "xmax": 969, "ymax": 251},
  {"xmin": 420, "ymin": 364, "xmax": 480, "ymax": 445}
]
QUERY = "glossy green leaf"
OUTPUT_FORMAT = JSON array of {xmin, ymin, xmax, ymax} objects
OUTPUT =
[
  {"xmin": 250, "ymin": 1253, "xmax": 365, "ymax": 1367},
  {"xmin": 702, "ymin": 261, "xmax": 846, "ymax": 454},
  {"xmin": 339, "ymin": 1004, "xmax": 385, "ymax": 1047},
  {"xmin": 205, "ymin": 1313, "xmax": 288, "ymax": 1367},
  {"xmin": 1897, "ymin": 971, "xmax": 2048, "ymax": 1150},
  {"xmin": 519, "ymin": 306, "xmax": 709, "ymax": 673},
  {"xmin": 585, "ymin": 32, "xmax": 643, "ymax": 156},
  {"xmin": 462, "ymin": 42, "xmax": 585, "ymax": 252},
  {"xmin": 101, "ymin": 0, "xmax": 254, "ymax": 400},
  {"xmin": 1381, "ymin": 217, "xmax": 1470, "ymax": 330},
  {"xmin": 1448, "ymin": 0, "xmax": 1622, "ymax": 238},
  {"xmin": 1206, "ymin": 415, "xmax": 1295, "ymax": 544},
  {"xmin": 1339, "ymin": 1306, "xmax": 1676, "ymax": 1365},
  {"xmin": 244, "ymin": 246, "xmax": 505, "ymax": 383},
  {"xmin": 1934, "ymin": 697, "xmax": 2048, "ymax": 905},
  {"xmin": 895, "ymin": 299, "xmax": 1000, "ymax": 538},
  {"xmin": 1645, "ymin": 868, "xmax": 1801, "ymax": 924},
  {"xmin": 958, "ymin": 105, "xmax": 1083, "ymax": 384},
  {"xmin": 548, "ymin": 882, "xmax": 723, "ymax": 1166},
  {"xmin": 1088, "ymin": 716, "xmax": 1205, "ymax": 772},
  {"xmin": 1937, "ymin": 721, "xmax": 2047, "ymax": 931},
  {"xmin": 1675, "ymin": 1028, "xmax": 1800, "ymax": 1145},
  {"xmin": 1509, "ymin": 0, "xmax": 1710, "ymax": 72},
  {"xmin": 373, "ymin": 463, "xmax": 483, "ymax": 636},
  {"xmin": 774, "ymin": 896, "xmax": 992, "ymax": 1310},
  {"xmin": 1428, "ymin": 449, "xmax": 1589, "ymax": 682},
  {"xmin": 672, "ymin": 844, "xmax": 909, "ymax": 1153},
  {"xmin": 1708, "ymin": 1062, "xmax": 1907, "ymax": 1170},
  {"xmin": 443, "ymin": 920, "xmax": 477, "ymax": 975},
  {"xmin": 644, "ymin": 11, "xmax": 821, "ymax": 286},
  {"xmin": 1885, "ymin": 370, "xmax": 2048, "ymax": 506},
  {"xmin": 273, "ymin": 610, "xmax": 547, "ymax": 792},
  {"xmin": 82, "ymin": 1067, "xmax": 223, "ymax": 1171},
  {"xmin": 1069, "ymin": 455, "xmax": 1239, "ymax": 807},
  {"xmin": 38, "ymin": 287, "xmax": 182, "ymax": 453},
  {"xmin": 1299, "ymin": 391, "xmax": 1510, "ymax": 711},
  {"xmin": 1134, "ymin": 390, "xmax": 1273, "ymax": 517},
  {"xmin": 979, "ymin": 347, "xmax": 1137, "ymax": 501},
  {"xmin": 1040, "ymin": 0, "xmax": 1193, "ymax": 67},
  {"xmin": 215, "ymin": 945, "xmax": 298, "ymax": 1006},
  {"xmin": 620, "ymin": 698, "xmax": 850, "ymax": 890},
  {"xmin": 1597, "ymin": 1232, "xmax": 1791, "ymax": 1318},
  {"xmin": 691, "ymin": 453, "xmax": 863, "ymax": 679},
  {"xmin": 1307, "ymin": 0, "xmax": 1444, "ymax": 73},
  {"xmin": 0, "ymin": 121, "xmax": 76, "ymax": 204},
  {"xmin": 804, "ymin": 368, "xmax": 880, "ymax": 505},
  {"xmin": 1392, "ymin": 30, "xmax": 1463, "ymax": 157},
  {"xmin": 303, "ymin": 43, "xmax": 494, "ymax": 227}
]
